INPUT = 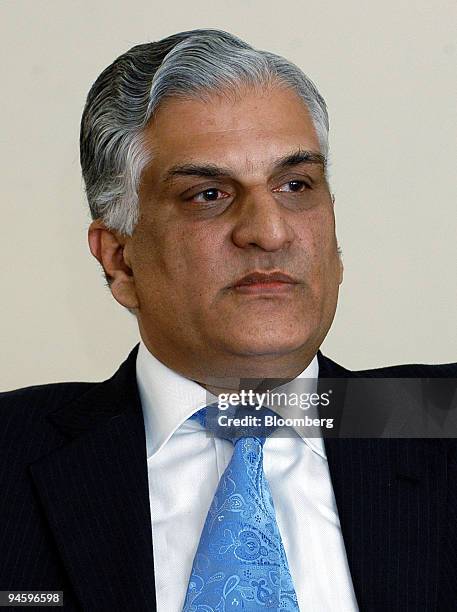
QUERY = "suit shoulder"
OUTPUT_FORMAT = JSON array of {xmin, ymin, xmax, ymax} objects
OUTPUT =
[
  {"xmin": 1, "ymin": 380, "xmax": 95, "ymax": 405},
  {"xmin": 0, "ymin": 381, "xmax": 95, "ymax": 426},
  {"xmin": 353, "ymin": 361, "xmax": 457, "ymax": 378},
  {"xmin": 0, "ymin": 381, "xmax": 97, "ymax": 466}
]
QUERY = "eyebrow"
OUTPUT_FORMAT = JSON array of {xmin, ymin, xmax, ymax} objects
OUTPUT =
[{"xmin": 162, "ymin": 148, "xmax": 326, "ymax": 183}]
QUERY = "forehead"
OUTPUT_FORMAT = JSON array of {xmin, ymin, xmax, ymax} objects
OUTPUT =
[{"xmin": 142, "ymin": 86, "xmax": 321, "ymax": 175}]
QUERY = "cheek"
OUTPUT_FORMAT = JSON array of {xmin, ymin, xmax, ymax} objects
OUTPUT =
[
  {"xmin": 295, "ymin": 208, "xmax": 339, "ymax": 302},
  {"xmin": 133, "ymin": 219, "xmax": 226, "ymax": 299},
  {"xmin": 298, "ymin": 208, "xmax": 336, "ymax": 265},
  {"xmin": 171, "ymin": 226, "xmax": 227, "ymax": 286},
  {"xmin": 133, "ymin": 217, "xmax": 184, "ymax": 278}
]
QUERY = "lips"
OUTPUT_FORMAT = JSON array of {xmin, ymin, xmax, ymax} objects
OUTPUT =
[{"xmin": 232, "ymin": 271, "xmax": 298, "ymax": 288}]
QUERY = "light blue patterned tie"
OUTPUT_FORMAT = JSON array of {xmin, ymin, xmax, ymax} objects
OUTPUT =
[{"xmin": 182, "ymin": 406, "xmax": 300, "ymax": 611}]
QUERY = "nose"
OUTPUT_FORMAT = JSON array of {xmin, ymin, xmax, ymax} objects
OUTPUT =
[{"xmin": 231, "ymin": 189, "xmax": 294, "ymax": 252}]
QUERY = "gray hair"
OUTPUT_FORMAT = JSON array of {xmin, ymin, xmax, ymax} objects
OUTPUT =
[{"xmin": 80, "ymin": 29, "xmax": 329, "ymax": 236}]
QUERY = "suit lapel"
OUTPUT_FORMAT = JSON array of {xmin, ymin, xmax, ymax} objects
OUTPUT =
[
  {"xmin": 29, "ymin": 346, "xmax": 156, "ymax": 611},
  {"xmin": 318, "ymin": 352, "xmax": 443, "ymax": 610}
]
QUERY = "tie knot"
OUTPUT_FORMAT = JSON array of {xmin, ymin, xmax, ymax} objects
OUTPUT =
[{"xmin": 190, "ymin": 403, "xmax": 278, "ymax": 445}]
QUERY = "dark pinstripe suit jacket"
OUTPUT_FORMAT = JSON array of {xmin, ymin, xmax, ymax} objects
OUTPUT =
[{"xmin": 1, "ymin": 346, "xmax": 456, "ymax": 611}]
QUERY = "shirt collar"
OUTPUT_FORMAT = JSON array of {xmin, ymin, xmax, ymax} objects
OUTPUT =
[{"xmin": 136, "ymin": 341, "xmax": 326, "ymax": 461}]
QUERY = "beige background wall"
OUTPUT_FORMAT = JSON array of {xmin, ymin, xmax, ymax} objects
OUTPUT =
[{"xmin": 1, "ymin": 0, "xmax": 456, "ymax": 391}]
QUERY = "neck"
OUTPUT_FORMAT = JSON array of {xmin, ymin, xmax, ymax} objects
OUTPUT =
[{"xmin": 140, "ymin": 338, "xmax": 318, "ymax": 396}]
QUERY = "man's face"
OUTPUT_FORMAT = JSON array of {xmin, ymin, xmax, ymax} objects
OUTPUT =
[{"xmin": 125, "ymin": 85, "xmax": 342, "ymax": 380}]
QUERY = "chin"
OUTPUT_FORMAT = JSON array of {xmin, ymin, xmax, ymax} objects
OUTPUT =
[{"xmin": 226, "ymin": 329, "xmax": 315, "ymax": 358}]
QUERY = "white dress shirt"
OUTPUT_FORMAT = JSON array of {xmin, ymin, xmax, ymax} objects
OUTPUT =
[{"xmin": 136, "ymin": 341, "xmax": 358, "ymax": 611}]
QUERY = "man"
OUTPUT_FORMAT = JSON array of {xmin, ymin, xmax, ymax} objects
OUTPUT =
[{"xmin": 0, "ymin": 29, "xmax": 455, "ymax": 612}]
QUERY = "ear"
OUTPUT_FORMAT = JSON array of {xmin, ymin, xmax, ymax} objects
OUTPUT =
[
  {"xmin": 88, "ymin": 219, "xmax": 139, "ymax": 309},
  {"xmin": 332, "ymin": 194, "xmax": 344, "ymax": 285},
  {"xmin": 337, "ymin": 244, "xmax": 344, "ymax": 285}
]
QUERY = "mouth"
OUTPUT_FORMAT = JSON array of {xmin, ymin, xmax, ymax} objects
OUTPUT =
[{"xmin": 230, "ymin": 271, "xmax": 299, "ymax": 295}]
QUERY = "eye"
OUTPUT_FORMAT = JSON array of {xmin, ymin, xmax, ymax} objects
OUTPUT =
[
  {"xmin": 191, "ymin": 188, "xmax": 230, "ymax": 203},
  {"xmin": 274, "ymin": 180, "xmax": 310, "ymax": 193}
]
